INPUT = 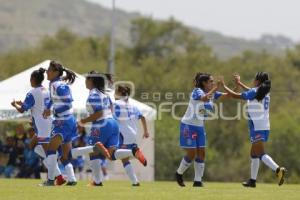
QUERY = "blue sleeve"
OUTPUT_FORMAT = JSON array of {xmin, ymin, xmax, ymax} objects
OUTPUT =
[
  {"xmin": 56, "ymin": 85, "xmax": 72, "ymax": 103},
  {"xmin": 214, "ymin": 91, "xmax": 224, "ymax": 100},
  {"xmin": 55, "ymin": 104, "xmax": 72, "ymax": 114},
  {"xmin": 192, "ymin": 88, "xmax": 204, "ymax": 100},
  {"xmin": 133, "ymin": 106, "xmax": 143, "ymax": 119},
  {"xmin": 21, "ymin": 93, "xmax": 35, "ymax": 111},
  {"xmin": 241, "ymin": 88, "xmax": 257, "ymax": 100},
  {"xmin": 88, "ymin": 93, "xmax": 102, "ymax": 112}
]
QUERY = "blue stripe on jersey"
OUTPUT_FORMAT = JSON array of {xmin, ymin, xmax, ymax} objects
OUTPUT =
[
  {"xmin": 52, "ymin": 82, "xmax": 73, "ymax": 116},
  {"xmin": 192, "ymin": 88, "xmax": 204, "ymax": 100},
  {"xmin": 55, "ymin": 104, "xmax": 72, "ymax": 114},
  {"xmin": 241, "ymin": 88, "xmax": 257, "ymax": 100},
  {"xmin": 88, "ymin": 93, "xmax": 103, "ymax": 112},
  {"xmin": 21, "ymin": 92, "xmax": 35, "ymax": 111},
  {"xmin": 114, "ymin": 104, "xmax": 121, "ymax": 118}
]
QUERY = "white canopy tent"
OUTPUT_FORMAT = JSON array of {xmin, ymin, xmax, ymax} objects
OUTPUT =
[{"xmin": 0, "ymin": 60, "xmax": 156, "ymax": 181}]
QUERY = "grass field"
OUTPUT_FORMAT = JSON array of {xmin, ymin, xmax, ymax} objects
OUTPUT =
[{"xmin": 0, "ymin": 179, "xmax": 299, "ymax": 200}]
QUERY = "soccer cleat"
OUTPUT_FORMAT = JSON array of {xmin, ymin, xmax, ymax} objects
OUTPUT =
[
  {"xmin": 132, "ymin": 183, "xmax": 140, "ymax": 187},
  {"xmin": 193, "ymin": 181, "xmax": 204, "ymax": 187},
  {"xmin": 39, "ymin": 180, "xmax": 55, "ymax": 186},
  {"xmin": 242, "ymin": 179, "xmax": 256, "ymax": 188},
  {"xmin": 94, "ymin": 142, "xmax": 111, "ymax": 160},
  {"xmin": 276, "ymin": 167, "xmax": 287, "ymax": 186},
  {"xmin": 132, "ymin": 147, "xmax": 147, "ymax": 167},
  {"xmin": 55, "ymin": 175, "xmax": 66, "ymax": 186},
  {"xmin": 175, "ymin": 172, "xmax": 185, "ymax": 187},
  {"xmin": 87, "ymin": 181, "xmax": 103, "ymax": 186},
  {"xmin": 65, "ymin": 181, "xmax": 77, "ymax": 186}
]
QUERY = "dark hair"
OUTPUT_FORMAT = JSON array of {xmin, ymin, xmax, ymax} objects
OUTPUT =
[
  {"xmin": 86, "ymin": 71, "xmax": 105, "ymax": 93},
  {"xmin": 49, "ymin": 60, "xmax": 76, "ymax": 84},
  {"xmin": 255, "ymin": 72, "xmax": 271, "ymax": 101},
  {"xmin": 116, "ymin": 85, "xmax": 131, "ymax": 97},
  {"xmin": 104, "ymin": 73, "xmax": 113, "ymax": 83},
  {"xmin": 194, "ymin": 72, "xmax": 211, "ymax": 89},
  {"xmin": 31, "ymin": 68, "xmax": 46, "ymax": 85}
]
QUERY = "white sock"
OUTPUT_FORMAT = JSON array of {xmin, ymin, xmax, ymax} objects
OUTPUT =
[
  {"xmin": 46, "ymin": 154, "xmax": 58, "ymax": 180},
  {"xmin": 124, "ymin": 162, "xmax": 139, "ymax": 184},
  {"xmin": 251, "ymin": 158, "xmax": 260, "ymax": 180},
  {"xmin": 34, "ymin": 145, "xmax": 46, "ymax": 158},
  {"xmin": 194, "ymin": 160, "xmax": 205, "ymax": 182},
  {"xmin": 65, "ymin": 163, "xmax": 77, "ymax": 182},
  {"xmin": 72, "ymin": 146, "xmax": 94, "ymax": 158},
  {"xmin": 90, "ymin": 159, "xmax": 103, "ymax": 184},
  {"xmin": 176, "ymin": 157, "xmax": 192, "ymax": 175},
  {"xmin": 261, "ymin": 154, "xmax": 279, "ymax": 171},
  {"xmin": 43, "ymin": 159, "xmax": 61, "ymax": 177},
  {"xmin": 113, "ymin": 149, "xmax": 134, "ymax": 160}
]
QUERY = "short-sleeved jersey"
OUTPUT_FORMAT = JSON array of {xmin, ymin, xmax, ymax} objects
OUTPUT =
[
  {"xmin": 22, "ymin": 86, "xmax": 52, "ymax": 135},
  {"xmin": 181, "ymin": 88, "xmax": 223, "ymax": 127},
  {"xmin": 113, "ymin": 99, "xmax": 143, "ymax": 144},
  {"xmin": 48, "ymin": 78, "xmax": 73, "ymax": 118},
  {"xmin": 241, "ymin": 88, "xmax": 270, "ymax": 131},
  {"xmin": 86, "ymin": 88, "xmax": 113, "ymax": 122}
]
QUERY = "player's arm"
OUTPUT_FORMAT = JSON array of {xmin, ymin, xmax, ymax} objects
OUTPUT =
[
  {"xmin": 221, "ymin": 79, "xmax": 257, "ymax": 100},
  {"xmin": 135, "ymin": 106, "xmax": 150, "ymax": 139},
  {"xmin": 80, "ymin": 111, "xmax": 103, "ymax": 124},
  {"xmin": 201, "ymin": 84, "xmax": 218, "ymax": 102},
  {"xmin": 140, "ymin": 116, "xmax": 150, "ymax": 139},
  {"xmin": 11, "ymin": 93, "xmax": 35, "ymax": 113}
]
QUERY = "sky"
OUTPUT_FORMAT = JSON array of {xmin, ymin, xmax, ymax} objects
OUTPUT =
[{"xmin": 87, "ymin": 0, "xmax": 300, "ymax": 42}]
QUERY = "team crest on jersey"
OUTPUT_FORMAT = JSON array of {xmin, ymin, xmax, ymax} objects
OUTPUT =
[{"xmin": 191, "ymin": 132, "xmax": 197, "ymax": 140}]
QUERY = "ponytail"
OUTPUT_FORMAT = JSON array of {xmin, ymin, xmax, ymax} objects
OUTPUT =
[
  {"xmin": 31, "ymin": 67, "xmax": 46, "ymax": 85},
  {"xmin": 62, "ymin": 68, "xmax": 76, "ymax": 84},
  {"xmin": 49, "ymin": 60, "xmax": 76, "ymax": 84},
  {"xmin": 254, "ymin": 72, "xmax": 271, "ymax": 101}
]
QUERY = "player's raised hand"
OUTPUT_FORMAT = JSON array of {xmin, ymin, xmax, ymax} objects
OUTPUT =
[
  {"xmin": 233, "ymin": 73, "xmax": 241, "ymax": 85},
  {"xmin": 15, "ymin": 100, "xmax": 23, "ymax": 106},
  {"xmin": 11, "ymin": 99, "xmax": 17, "ymax": 107},
  {"xmin": 143, "ymin": 131, "xmax": 150, "ymax": 139},
  {"xmin": 216, "ymin": 76, "xmax": 225, "ymax": 87}
]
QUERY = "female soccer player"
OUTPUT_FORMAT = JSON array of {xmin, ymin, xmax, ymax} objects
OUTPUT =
[
  {"xmin": 175, "ymin": 72, "xmax": 228, "ymax": 187},
  {"xmin": 114, "ymin": 85, "xmax": 150, "ymax": 186},
  {"xmin": 76, "ymin": 71, "xmax": 147, "ymax": 186},
  {"xmin": 11, "ymin": 67, "xmax": 65, "ymax": 185},
  {"xmin": 42, "ymin": 61, "xmax": 78, "ymax": 186},
  {"xmin": 221, "ymin": 72, "xmax": 286, "ymax": 187}
]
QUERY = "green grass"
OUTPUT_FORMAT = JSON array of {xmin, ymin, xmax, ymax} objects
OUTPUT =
[{"xmin": 0, "ymin": 179, "xmax": 299, "ymax": 200}]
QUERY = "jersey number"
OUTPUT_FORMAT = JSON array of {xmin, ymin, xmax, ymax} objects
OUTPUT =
[{"xmin": 264, "ymin": 97, "xmax": 270, "ymax": 110}]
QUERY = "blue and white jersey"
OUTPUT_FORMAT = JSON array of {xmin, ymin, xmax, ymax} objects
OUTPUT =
[
  {"xmin": 22, "ymin": 86, "xmax": 52, "ymax": 138},
  {"xmin": 181, "ymin": 88, "xmax": 223, "ymax": 127},
  {"xmin": 241, "ymin": 88, "xmax": 270, "ymax": 131},
  {"xmin": 86, "ymin": 88, "xmax": 113, "ymax": 123},
  {"xmin": 47, "ymin": 78, "xmax": 73, "ymax": 118},
  {"xmin": 113, "ymin": 99, "xmax": 143, "ymax": 144}
]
